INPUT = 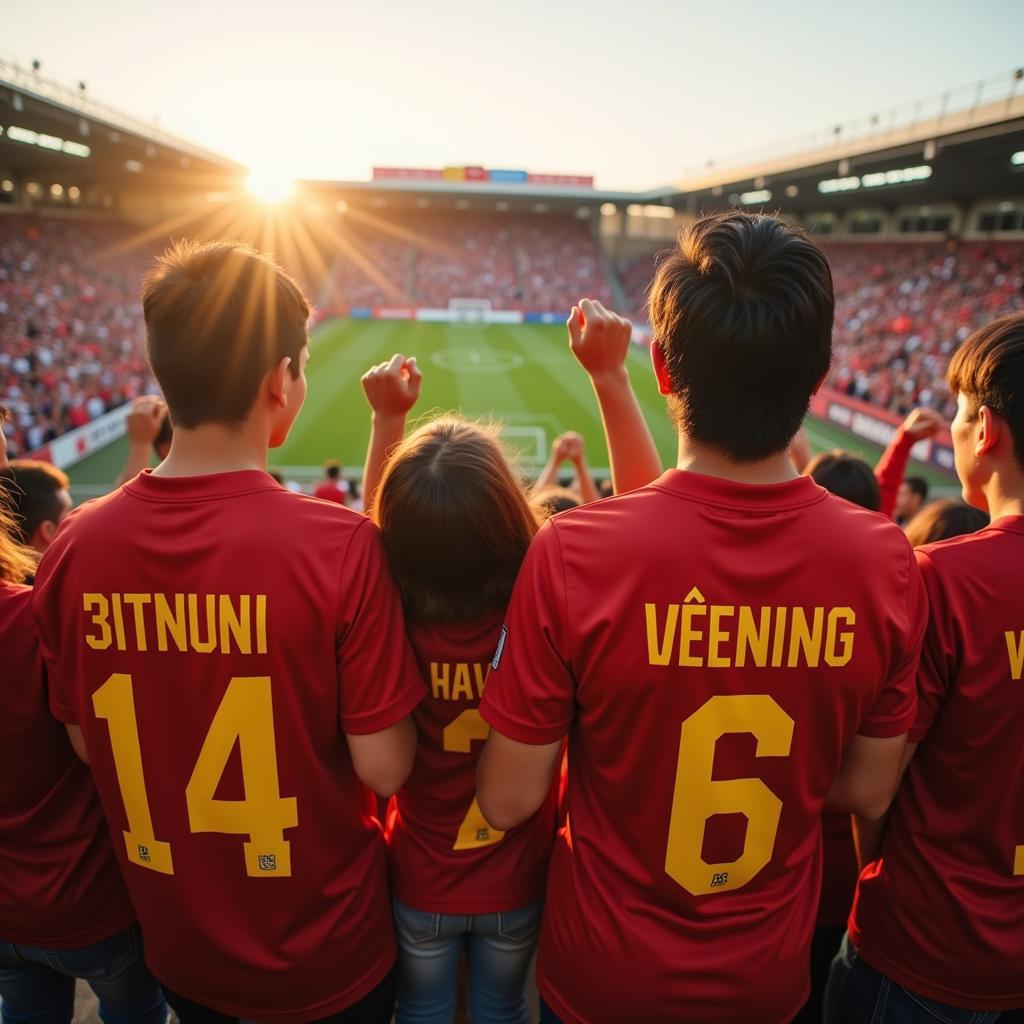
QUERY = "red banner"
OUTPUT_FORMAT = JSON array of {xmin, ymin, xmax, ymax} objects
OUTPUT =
[{"xmin": 809, "ymin": 388, "xmax": 955, "ymax": 475}]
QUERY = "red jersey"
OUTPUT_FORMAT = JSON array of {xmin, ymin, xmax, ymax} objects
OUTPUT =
[
  {"xmin": 850, "ymin": 516, "xmax": 1024, "ymax": 1009},
  {"xmin": 314, "ymin": 481, "xmax": 347, "ymax": 505},
  {"xmin": 387, "ymin": 615, "xmax": 555, "ymax": 913},
  {"xmin": 33, "ymin": 470, "xmax": 425, "ymax": 1022},
  {"xmin": 480, "ymin": 470, "xmax": 924, "ymax": 1024},
  {"xmin": 0, "ymin": 582, "xmax": 135, "ymax": 948}
]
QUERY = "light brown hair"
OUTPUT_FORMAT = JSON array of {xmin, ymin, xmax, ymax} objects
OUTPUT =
[
  {"xmin": 904, "ymin": 499, "xmax": 989, "ymax": 548},
  {"xmin": 947, "ymin": 311, "xmax": 1024, "ymax": 470},
  {"xmin": 373, "ymin": 417, "xmax": 539, "ymax": 623},
  {"xmin": 141, "ymin": 240, "xmax": 310, "ymax": 429}
]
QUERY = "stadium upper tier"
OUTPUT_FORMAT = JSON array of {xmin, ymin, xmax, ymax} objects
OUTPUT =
[{"xmin": 2, "ymin": 210, "xmax": 1023, "ymax": 459}]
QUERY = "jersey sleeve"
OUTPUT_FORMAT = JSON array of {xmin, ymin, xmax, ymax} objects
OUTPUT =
[
  {"xmin": 479, "ymin": 520, "xmax": 575, "ymax": 745},
  {"xmin": 874, "ymin": 425, "xmax": 915, "ymax": 520},
  {"xmin": 857, "ymin": 543, "xmax": 926, "ymax": 738},
  {"xmin": 31, "ymin": 547, "xmax": 77, "ymax": 725},
  {"xmin": 336, "ymin": 519, "xmax": 425, "ymax": 734},
  {"xmin": 908, "ymin": 548, "xmax": 955, "ymax": 743}
]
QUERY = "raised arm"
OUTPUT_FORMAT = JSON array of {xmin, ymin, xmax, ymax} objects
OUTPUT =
[
  {"xmin": 114, "ymin": 396, "xmax": 167, "ymax": 487},
  {"xmin": 568, "ymin": 299, "xmax": 662, "ymax": 494},
  {"xmin": 533, "ymin": 431, "xmax": 600, "ymax": 505},
  {"xmin": 361, "ymin": 353, "xmax": 422, "ymax": 515},
  {"xmin": 875, "ymin": 407, "xmax": 943, "ymax": 518}
]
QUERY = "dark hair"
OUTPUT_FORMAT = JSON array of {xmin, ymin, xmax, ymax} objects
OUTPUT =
[
  {"xmin": 324, "ymin": 460, "xmax": 341, "ymax": 480},
  {"xmin": 648, "ymin": 211, "xmax": 833, "ymax": 462},
  {"xmin": 903, "ymin": 475, "xmax": 929, "ymax": 503},
  {"xmin": 904, "ymin": 498, "xmax": 989, "ymax": 547},
  {"xmin": 0, "ymin": 460, "xmax": 71, "ymax": 543},
  {"xmin": 142, "ymin": 240, "xmax": 310, "ymax": 429},
  {"xmin": 530, "ymin": 486, "xmax": 581, "ymax": 521},
  {"xmin": 373, "ymin": 417, "xmax": 538, "ymax": 623},
  {"xmin": 804, "ymin": 450, "xmax": 881, "ymax": 511},
  {"xmin": 947, "ymin": 312, "xmax": 1024, "ymax": 470}
]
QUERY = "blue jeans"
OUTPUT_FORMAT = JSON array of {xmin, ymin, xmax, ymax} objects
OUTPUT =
[
  {"xmin": 824, "ymin": 932, "xmax": 1024, "ymax": 1024},
  {"xmin": 0, "ymin": 924, "xmax": 167, "ymax": 1024},
  {"xmin": 393, "ymin": 899, "xmax": 541, "ymax": 1024}
]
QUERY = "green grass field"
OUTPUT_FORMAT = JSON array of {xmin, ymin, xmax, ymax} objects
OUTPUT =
[{"xmin": 66, "ymin": 318, "xmax": 958, "ymax": 499}]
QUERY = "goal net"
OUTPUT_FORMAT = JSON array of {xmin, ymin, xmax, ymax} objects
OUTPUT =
[{"xmin": 449, "ymin": 298, "xmax": 492, "ymax": 323}]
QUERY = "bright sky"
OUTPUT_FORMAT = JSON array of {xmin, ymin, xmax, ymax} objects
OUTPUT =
[{"xmin": 4, "ymin": 0, "xmax": 1023, "ymax": 190}]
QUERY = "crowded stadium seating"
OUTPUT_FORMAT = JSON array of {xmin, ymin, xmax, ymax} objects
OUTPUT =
[
  {"xmin": 620, "ymin": 239, "xmax": 1024, "ymax": 419},
  {"xmin": 0, "ymin": 214, "xmax": 156, "ymax": 458},
  {"xmin": 6, "ymin": 209, "xmax": 1023, "ymax": 459}
]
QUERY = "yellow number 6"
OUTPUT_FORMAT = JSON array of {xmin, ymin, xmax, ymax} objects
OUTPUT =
[{"xmin": 665, "ymin": 694, "xmax": 793, "ymax": 896}]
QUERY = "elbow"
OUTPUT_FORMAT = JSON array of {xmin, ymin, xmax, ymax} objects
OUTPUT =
[
  {"xmin": 851, "ymin": 792, "xmax": 896, "ymax": 823},
  {"xmin": 363, "ymin": 752, "xmax": 415, "ymax": 799},
  {"xmin": 831, "ymin": 783, "xmax": 896, "ymax": 822},
  {"xmin": 477, "ymin": 792, "xmax": 527, "ymax": 833}
]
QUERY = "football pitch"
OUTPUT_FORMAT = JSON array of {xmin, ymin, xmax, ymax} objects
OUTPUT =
[{"xmin": 66, "ymin": 318, "xmax": 958, "ymax": 498}]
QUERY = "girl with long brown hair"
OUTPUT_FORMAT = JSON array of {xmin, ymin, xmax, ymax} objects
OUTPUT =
[{"xmin": 360, "ymin": 355, "xmax": 555, "ymax": 1024}]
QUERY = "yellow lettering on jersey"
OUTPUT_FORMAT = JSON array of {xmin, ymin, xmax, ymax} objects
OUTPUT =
[
  {"xmin": 219, "ymin": 595, "xmax": 252, "ymax": 655},
  {"xmin": 83, "ymin": 593, "xmax": 112, "ymax": 650},
  {"xmin": 154, "ymin": 593, "xmax": 187, "ymax": 652},
  {"xmin": 736, "ymin": 606, "xmax": 770, "ymax": 668},
  {"xmin": 707, "ymin": 605, "xmax": 734, "ymax": 668},
  {"xmin": 679, "ymin": 589, "xmax": 707, "ymax": 667},
  {"xmin": 255, "ymin": 595, "xmax": 267, "ymax": 655},
  {"xmin": 110, "ymin": 593, "xmax": 127, "ymax": 651},
  {"xmin": 788, "ymin": 607, "xmax": 823, "ymax": 668},
  {"xmin": 474, "ymin": 663, "xmax": 489, "ymax": 698},
  {"xmin": 645, "ymin": 603, "xmax": 679, "ymax": 666},
  {"xmin": 1006, "ymin": 631, "xmax": 1024, "ymax": 682},
  {"xmin": 122, "ymin": 594, "xmax": 152, "ymax": 653},
  {"xmin": 431, "ymin": 662, "xmax": 451, "ymax": 701},
  {"xmin": 451, "ymin": 662, "xmax": 474, "ymax": 701},
  {"xmin": 644, "ymin": 597, "xmax": 856, "ymax": 669},
  {"xmin": 825, "ymin": 608, "xmax": 855, "ymax": 667},
  {"xmin": 188, "ymin": 594, "xmax": 217, "ymax": 654}
]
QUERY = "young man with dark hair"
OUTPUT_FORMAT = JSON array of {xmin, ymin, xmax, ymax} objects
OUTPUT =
[
  {"xmin": 32, "ymin": 240, "xmax": 424, "ymax": 1024},
  {"xmin": 828, "ymin": 311, "xmax": 1024, "ymax": 1023},
  {"xmin": 477, "ymin": 211, "xmax": 926, "ymax": 1024},
  {"xmin": 895, "ymin": 474, "xmax": 929, "ymax": 526},
  {"xmin": 0, "ymin": 459, "xmax": 72, "ymax": 552}
]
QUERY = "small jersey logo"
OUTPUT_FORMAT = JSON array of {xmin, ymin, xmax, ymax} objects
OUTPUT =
[
  {"xmin": 710, "ymin": 872, "xmax": 729, "ymax": 888},
  {"xmin": 491, "ymin": 626, "xmax": 508, "ymax": 671},
  {"xmin": 476, "ymin": 827, "xmax": 490, "ymax": 842},
  {"xmin": 137, "ymin": 844, "xmax": 151, "ymax": 863},
  {"xmin": 258, "ymin": 854, "xmax": 278, "ymax": 872}
]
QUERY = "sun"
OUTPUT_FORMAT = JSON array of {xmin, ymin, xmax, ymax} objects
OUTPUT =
[{"xmin": 246, "ymin": 169, "xmax": 294, "ymax": 204}]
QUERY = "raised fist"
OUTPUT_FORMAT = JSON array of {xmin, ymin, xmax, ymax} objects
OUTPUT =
[
  {"xmin": 362, "ymin": 353, "xmax": 422, "ymax": 418},
  {"xmin": 567, "ymin": 298, "xmax": 633, "ymax": 379}
]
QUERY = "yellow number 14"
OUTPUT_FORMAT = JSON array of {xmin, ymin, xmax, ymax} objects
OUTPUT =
[{"xmin": 93, "ymin": 673, "xmax": 298, "ymax": 877}]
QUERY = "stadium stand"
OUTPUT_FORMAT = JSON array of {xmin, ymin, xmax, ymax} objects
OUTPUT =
[
  {"xmin": 0, "ymin": 214, "xmax": 156, "ymax": 458},
  {"xmin": 620, "ymin": 239, "xmax": 1024, "ymax": 419}
]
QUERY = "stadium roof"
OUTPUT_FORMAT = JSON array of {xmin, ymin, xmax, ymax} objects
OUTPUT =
[
  {"xmin": 0, "ymin": 57, "xmax": 243, "ymax": 187},
  {"xmin": 673, "ymin": 68, "xmax": 1024, "ymax": 212}
]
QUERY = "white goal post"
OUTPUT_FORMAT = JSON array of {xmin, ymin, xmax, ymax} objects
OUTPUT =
[{"xmin": 448, "ymin": 297, "xmax": 492, "ymax": 323}]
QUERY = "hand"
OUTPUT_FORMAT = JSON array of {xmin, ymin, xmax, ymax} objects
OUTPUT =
[
  {"xmin": 553, "ymin": 431, "xmax": 584, "ymax": 464},
  {"xmin": 362, "ymin": 354, "xmax": 422, "ymax": 419},
  {"xmin": 567, "ymin": 298, "xmax": 632, "ymax": 380},
  {"xmin": 901, "ymin": 407, "xmax": 944, "ymax": 440},
  {"xmin": 125, "ymin": 396, "xmax": 166, "ymax": 446}
]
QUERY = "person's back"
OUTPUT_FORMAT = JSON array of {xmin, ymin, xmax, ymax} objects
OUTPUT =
[
  {"xmin": 477, "ymin": 212, "xmax": 925, "ymax": 1024},
  {"xmin": 32, "ymin": 241, "xmax": 424, "ymax": 1022},
  {"xmin": 841, "ymin": 313, "xmax": 1024, "ymax": 1018}
]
